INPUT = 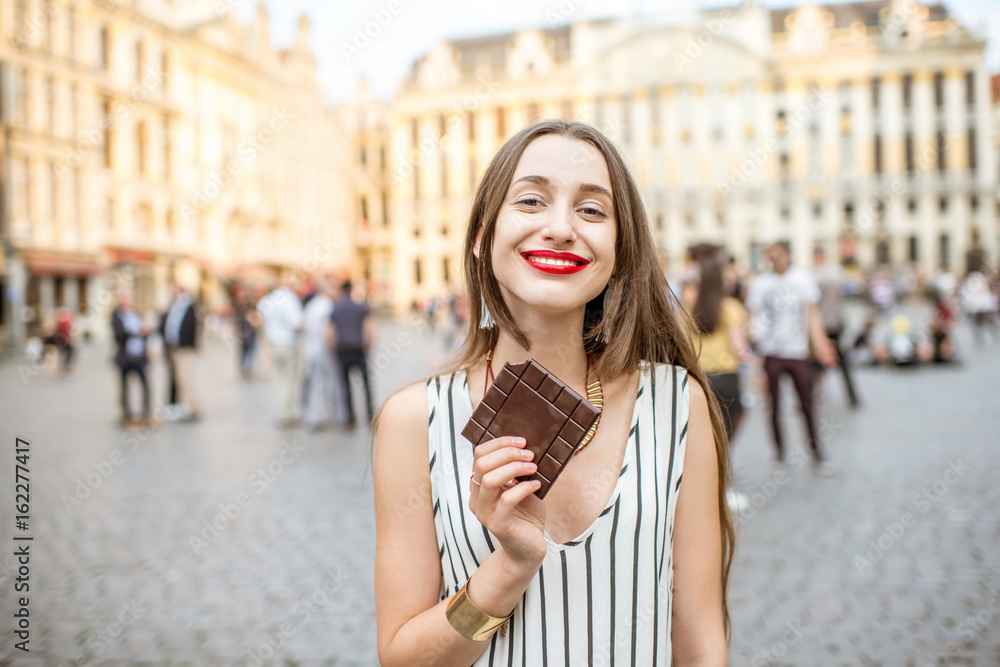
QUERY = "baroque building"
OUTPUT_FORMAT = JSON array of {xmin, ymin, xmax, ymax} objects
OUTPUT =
[
  {"xmin": 386, "ymin": 0, "xmax": 997, "ymax": 314},
  {"xmin": 0, "ymin": 0, "xmax": 352, "ymax": 346}
]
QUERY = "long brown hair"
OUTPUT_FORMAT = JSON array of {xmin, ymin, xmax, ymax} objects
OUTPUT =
[
  {"xmin": 372, "ymin": 119, "xmax": 736, "ymax": 637},
  {"xmin": 692, "ymin": 254, "xmax": 726, "ymax": 334}
]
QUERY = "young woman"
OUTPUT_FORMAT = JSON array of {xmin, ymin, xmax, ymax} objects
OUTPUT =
[{"xmin": 374, "ymin": 120, "xmax": 733, "ymax": 666}]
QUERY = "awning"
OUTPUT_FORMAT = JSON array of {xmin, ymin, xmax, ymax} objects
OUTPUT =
[{"xmin": 23, "ymin": 251, "xmax": 103, "ymax": 277}]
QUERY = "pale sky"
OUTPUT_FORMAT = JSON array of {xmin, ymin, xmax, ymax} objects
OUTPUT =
[{"xmin": 248, "ymin": 0, "xmax": 1000, "ymax": 105}]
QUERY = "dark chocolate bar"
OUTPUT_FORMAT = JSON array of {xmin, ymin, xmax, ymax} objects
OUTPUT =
[{"xmin": 461, "ymin": 359, "xmax": 601, "ymax": 499}]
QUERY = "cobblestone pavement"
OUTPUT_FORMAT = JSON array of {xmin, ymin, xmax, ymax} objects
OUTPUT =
[{"xmin": 0, "ymin": 308, "xmax": 997, "ymax": 666}]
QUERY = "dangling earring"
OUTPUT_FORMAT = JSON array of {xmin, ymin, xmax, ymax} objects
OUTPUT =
[{"xmin": 479, "ymin": 295, "xmax": 495, "ymax": 329}]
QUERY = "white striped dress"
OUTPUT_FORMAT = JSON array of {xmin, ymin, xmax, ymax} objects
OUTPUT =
[{"xmin": 426, "ymin": 360, "xmax": 690, "ymax": 666}]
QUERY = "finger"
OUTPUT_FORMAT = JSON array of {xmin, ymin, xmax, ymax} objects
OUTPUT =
[
  {"xmin": 474, "ymin": 445, "xmax": 534, "ymax": 480},
  {"xmin": 474, "ymin": 436, "xmax": 526, "ymax": 458},
  {"xmin": 497, "ymin": 478, "xmax": 542, "ymax": 510},
  {"xmin": 481, "ymin": 461, "xmax": 537, "ymax": 490}
]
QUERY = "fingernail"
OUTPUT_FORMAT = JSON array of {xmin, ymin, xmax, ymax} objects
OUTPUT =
[
  {"xmin": 524, "ymin": 462, "xmax": 537, "ymax": 472},
  {"xmin": 521, "ymin": 449, "xmax": 534, "ymax": 460}
]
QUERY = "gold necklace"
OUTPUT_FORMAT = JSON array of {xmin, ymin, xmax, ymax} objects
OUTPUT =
[{"xmin": 484, "ymin": 347, "xmax": 603, "ymax": 452}]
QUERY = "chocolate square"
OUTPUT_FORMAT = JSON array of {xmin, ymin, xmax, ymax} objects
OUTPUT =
[{"xmin": 460, "ymin": 359, "xmax": 602, "ymax": 499}]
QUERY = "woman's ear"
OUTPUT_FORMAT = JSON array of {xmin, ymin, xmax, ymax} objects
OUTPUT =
[{"xmin": 472, "ymin": 225, "xmax": 485, "ymax": 260}]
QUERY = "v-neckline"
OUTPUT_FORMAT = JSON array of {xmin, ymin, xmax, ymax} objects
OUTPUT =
[{"xmin": 459, "ymin": 363, "xmax": 646, "ymax": 549}]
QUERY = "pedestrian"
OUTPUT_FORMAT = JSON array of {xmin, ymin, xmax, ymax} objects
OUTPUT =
[
  {"xmin": 302, "ymin": 277, "xmax": 344, "ymax": 431},
  {"xmin": 234, "ymin": 286, "xmax": 259, "ymax": 380},
  {"xmin": 960, "ymin": 268, "xmax": 999, "ymax": 346},
  {"xmin": 111, "ymin": 291, "xmax": 153, "ymax": 430},
  {"xmin": 45, "ymin": 307, "xmax": 75, "ymax": 375},
  {"xmin": 159, "ymin": 284, "xmax": 200, "ymax": 421},
  {"xmin": 373, "ymin": 120, "xmax": 732, "ymax": 664},
  {"xmin": 257, "ymin": 276, "xmax": 303, "ymax": 429},
  {"xmin": 814, "ymin": 247, "xmax": 860, "ymax": 407},
  {"xmin": 686, "ymin": 250, "xmax": 752, "ymax": 513},
  {"xmin": 328, "ymin": 280, "xmax": 374, "ymax": 431},
  {"xmin": 745, "ymin": 242, "xmax": 838, "ymax": 476}
]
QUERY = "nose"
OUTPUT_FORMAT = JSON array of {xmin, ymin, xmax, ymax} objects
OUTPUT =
[{"xmin": 540, "ymin": 198, "xmax": 577, "ymax": 246}]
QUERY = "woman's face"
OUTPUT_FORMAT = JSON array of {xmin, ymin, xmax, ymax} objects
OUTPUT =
[{"xmin": 476, "ymin": 134, "xmax": 616, "ymax": 318}]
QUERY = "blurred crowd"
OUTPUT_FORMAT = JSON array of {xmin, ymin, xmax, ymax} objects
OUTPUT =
[{"xmin": 672, "ymin": 242, "xmax": 1000, "ymax": 513}]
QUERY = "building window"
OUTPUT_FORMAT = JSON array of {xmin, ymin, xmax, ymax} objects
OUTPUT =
[
  {"xmin": 939, "ymin": 233, "xmax": 950, "ymax": 269},
  {"xmin": 970, "ymin": 195, "xmax": 979, "ymax": 211},
  {"xmin": 46, "ymin": 76, "xmax": 55, "ymax": 132},
  {"xmin": 163, "ymin": 117, "xmax": 171, "ymax": 179},
  {"xmin": 496, "ymin": 108, "xmax": 505, "ymax": 139},
  {"xmin": 874, "ymin": 135, "xmax": 883, "ymax": 174},
  {"xmin": 17, "ymin": 69, "xmax": 29, "ymax": 125},
  {"xmin": 967, "ymin": 129, "xmax": 977, "ymax": 172},
  {"xmin": 840, "ymin": 136, "xmax": 853, "ymax": 175},
  {"xmin": 812, "ymin": 201, "xmax": 823, "ymax": 219},
  {"xmin": 938, "ymin": 196, "xmax": 948, "ymax": 213},
  {"xmin": 936, "ymin": 131, "xmax": 946, "ymax": 172},
  {"xmin": 415, "ymin": 258, "xmax": 422, "ymax": 285},
  {"xmin": 360, "ymin": 196, "xmax": 368, "ymax": 221},
  {"xmin": 360, "ymin": 146, "xmax": 367, "ymax": 167},
  {"xmin": 904, "ymin": 133, "xmax": 914, "ymax": 175},
  {"xmin": 379, "ymin": 146, "xmax": 386, "ymax": 169},
  {"xmin": 413, "ymin": 167, "xmax": 420, "ymax": 201},
  {"xmin": 49, "ymin": 162, "xmax": 58, "ymax": 220},
  {"xmin": 443, "ymin": 257, "xmax": 450, "ymax": 284},
  {"xmin": 135, "ymin": 40, "xmax": 144, "ymax": 81},
  {"xmin": 68, "ymin": 11, "xmax": 77, "ymax": 59},
  {"xmin": 139, "ymin": 203, "xmax": 154, "ymax": 234},
  {"xmin": 381, "ymin": 192, "xmax": 389, "ymax": 227},
  {"xmin": 844, "ymin": 201, "xmax": 855, "ymax": 224},
  {"xmin": 933, "ymin": 72, "xmax": 944, "ymax": 108},
  {"xmin": 467, "ymin": 111, "xmax": 475, "ymax": 142},
  {"xmin": 99, "ymin": 26, "xmax": 110, "ymax": 70},
  {"xmin": 102, "ymin": 100, "xmax": 114, "ymax": 167},
  {"xmin": 136, "ymin": 122, "xmax": 147, "ymax": 174},
  {"xmin": 780, "ymin": 204, "xmax": 791, "ymax": 221},
  {"xmin": 410, "ymin": 117, "xmax": 419, "ymax": 147},
  {"xmin": 902, "ymin": 73, "xmax": 912, "ymax": 109},
  {"xmin": 965, "ymin": 71, "xmax": 975, "ymax": 106},
  {"xmin": 907, "ymin": 198, "xmax": 918, "ymax": 214},
  {"xmin": 440, "ymin": 151, "xmax": 448, "ymax": 197},
  {"xmin": 871, "ymin": 77, "xmax": 880, "ymax": 109},
  {"xmin": 166, "ymin": 207, "xmax": 175, "ymax": 235},
  {"xmin": 42, "ymin": 0, "xmax": 53, "ymax": 49},
  {"xmin": 909, "ymin": 236, "xmax": 919, "ymax": 262},
  {"xmin": 161, "ymin": 52, "xmax": 169, "ymax": 91}
]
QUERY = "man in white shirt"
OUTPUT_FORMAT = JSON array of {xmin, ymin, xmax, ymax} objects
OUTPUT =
[
  {"xmin": 746, "ymin": 242, "xmax": 837, "ymax": 474},
  {"xmin": 257, "ymin": 276, "xmax": 304, "ymax": 428},
  {"xmin": 159, "ymin": 285, "xmax": 200, "ymax": 421}
]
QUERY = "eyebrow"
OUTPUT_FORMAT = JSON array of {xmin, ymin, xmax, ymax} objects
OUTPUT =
[{"xmin": 512, "ymin": 175, "xmax": 613, "ymax": 201}]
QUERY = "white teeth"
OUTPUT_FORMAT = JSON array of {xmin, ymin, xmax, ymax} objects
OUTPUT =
[{"xmin": 528, "ymin": 255, "xmax": 578, "ymax": 267}]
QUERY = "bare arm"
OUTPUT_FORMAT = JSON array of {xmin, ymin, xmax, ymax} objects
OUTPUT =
[
  {"xmin": 374, "ymin": 383, "xmax": 543, "ymax": 667},
  {"xmin": 363, "ymin": 315, "xmax": 375, "ymax": 354},
  {"xmin": 671, "ymin": 381, "xmax": 727, "ymax": 666},
  {"xmin": 807, "ymin": 304, "xmax": 837, "ymax": 367}
]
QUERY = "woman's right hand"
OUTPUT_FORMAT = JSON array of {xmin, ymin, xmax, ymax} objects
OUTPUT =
[{"xmin": 468, "ymin": 436, "xmax": 547, "ymax": 570}]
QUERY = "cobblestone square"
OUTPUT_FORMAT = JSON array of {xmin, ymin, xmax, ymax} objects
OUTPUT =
[{"xmin": 0, "ymin": 313, "xmax": 998, "ymax": 666}]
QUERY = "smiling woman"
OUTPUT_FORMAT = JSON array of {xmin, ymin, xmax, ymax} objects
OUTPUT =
[{"xmin": 373, "ymin": 120, "xmax": 734, "ymax": 666}]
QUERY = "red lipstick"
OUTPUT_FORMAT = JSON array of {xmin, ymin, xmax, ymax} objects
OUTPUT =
[{"xmin": 520, "ymin": 250, "xmax": 590, "ymax": 275}]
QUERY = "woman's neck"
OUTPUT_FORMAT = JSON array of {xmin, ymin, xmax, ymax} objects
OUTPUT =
[{"xmin": 489, "ymin": 307, "xmax": 590, "ymax": 387}]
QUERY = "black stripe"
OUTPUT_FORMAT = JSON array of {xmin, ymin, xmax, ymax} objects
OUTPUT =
[
  {"xmin": 679, "ymin": 423, "xmax": 688, "ymax": 443},
  {"xmin": 618, "ymin": 463, "xmax": 629, "ymax": 478},
  {"xmin": 682, "ymin": 372, "xmax": 688, "ymax": 392},
  {"xmin": 521, "ymin": 590, "xmax": 527, "ymax": 666},
  {"xmin": 660, "ymin": 367, "xmax": 679, "ymax": 579},
  {"xmin": 609, "ymin": 496, "xmax": 621, "ymax": 666},
  {"xmin": 650, "ymin": 365, "xmax": 660, "ymax": 665},
  {"xmin": 561, "ymin": 551, "xmax": 570, "ymax": 667},
  {"xmin": 675, "ymin": 473, "xmax": 683, "ymax": 491},
  {"xmin": 429, "ymin": 451, "xmax": 437, "ymax": 471},
  {"xmin": 482, "ymin": 525, "xmax": 497, "ymax": 553},
  {"xmin": 440, "ymin": 504, "xmax": 461, "ymax": 586},
  {"xmin": 444, "ymin": 503, "xmax": 470, "ymax": 582},
  {"xmin": 433, "ymin": 497, "xmax": 440, "ymax": 516},
  {"xmin": 539, "ymin": 566, "xmax": 548, "ymax": 667},
  {"xmin": 630, "ymin": 366, "xmax": 644, "ymax": 666},
  {"xmin": 487, "ymin": 631, "xmax": 497, "ymax": 666},
  {"xmin": 629, "ymin": 422, "xmax": 637, "ymax": 438},
  {"xmin": 598, "ymin": 504, "xmax": 614, "ymax": 518},
  {"xmin": 446, "ymin": 374, "xmax": 482, "ymax": 569},
  {"xmin": 508, "ymin": 598, "xmax": 516, "ymax": 667},
  {"xmin": 428, "ymin": 406, "xmax": 436, "ymax": 426},
  {"xmin": 635, "ymin": 385, "xmax": 644, "ymax": 400},
  {"xmin": 585, "ymin": 534, "xmax": 594, "ymax": 666},
  {"xmin": 439, "ymin": 543, "xmax": 445, "ymax": 558}
]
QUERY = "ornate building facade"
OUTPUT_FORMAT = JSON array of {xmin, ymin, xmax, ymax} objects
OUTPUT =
[
  {"xmin": 0, "ymin": 0, "xmax": 352, "ymax": 345},
  {"xmin": 386, "ymin": 0, "xmax": 997, "ymax": 313}
]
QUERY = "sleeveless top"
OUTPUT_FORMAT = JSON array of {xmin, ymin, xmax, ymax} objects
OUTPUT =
[{"xmin": 426, "ymin": 360, "xmax": 690, "ymax": 666}]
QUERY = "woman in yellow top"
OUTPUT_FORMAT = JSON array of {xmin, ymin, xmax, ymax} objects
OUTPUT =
[{"xmin": 685, "ymin": 251, "xmax": 751, "ymax": 511}]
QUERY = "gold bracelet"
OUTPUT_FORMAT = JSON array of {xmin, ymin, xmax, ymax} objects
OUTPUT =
[{"xmin": 445, "ymin": 579, "xmax": 512, "ymax": 641}]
